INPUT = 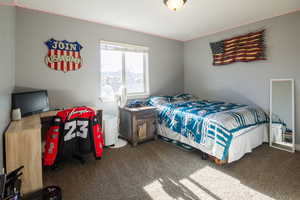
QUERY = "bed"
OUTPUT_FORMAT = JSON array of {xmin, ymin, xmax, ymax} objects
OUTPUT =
[{"xmin": 147, "ymin": 94, "xmax": 269, "ymax": 163}]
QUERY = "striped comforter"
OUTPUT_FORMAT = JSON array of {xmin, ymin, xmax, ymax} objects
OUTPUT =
[{"xmin": 147, "ymin": 95, "xmax": 268, "ymax": 160}]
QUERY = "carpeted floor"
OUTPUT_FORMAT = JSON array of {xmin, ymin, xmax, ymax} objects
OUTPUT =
[{"xmin": 44, "ymin": 140, "xmax": 300, "ymax": 200}]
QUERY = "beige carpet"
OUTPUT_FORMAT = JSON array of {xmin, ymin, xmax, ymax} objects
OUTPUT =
[{"xmin": 44, "ymin": 140, "xmax": 300, "ymax": 200}]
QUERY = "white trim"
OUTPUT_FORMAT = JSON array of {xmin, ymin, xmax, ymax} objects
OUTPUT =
[
  {"xmin": 143, "ymin": 53, "xmax": 150, "ymax": 95},
  {"xmin": 269, "ymin": 78, "xmax": 295, "ymax": 153},
  {"xmin": 127, "ymin": 94, "xmax": 149, "ymax": 100},
  {"xmin": 270, "ymin": 78, "xmax": 294, "ymax": 82},
  {"xmin": 122, "ymin": 52, "xmax": 126, "ymax": 87},
  {"xmin": 292, "ymin": 79, "xmax": 295, "ymax": 152},
  {"xmin": 100, "ymin": 40, "xmax": 149, "ymax": 52},
  {"xmin": 99, "ymin": 94, "xmax": 149, "ymax": 103},
  {"xmin": 269, "ymin": 79, "xmax": 272, "ymax": 148},
  {"xmin": 271, "ymin": 145, "xmax": 294, "ymax": 153}
]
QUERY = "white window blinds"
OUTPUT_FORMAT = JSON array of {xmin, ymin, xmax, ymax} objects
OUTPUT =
[{"xmin": 100, "ymin": 40, "xmax": 149, "ymax": 53}]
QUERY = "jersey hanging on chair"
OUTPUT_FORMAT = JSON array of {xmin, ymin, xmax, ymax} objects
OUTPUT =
[{"xmin": 43, "ymin": 107, "xmax": 104, "ymax": 166}]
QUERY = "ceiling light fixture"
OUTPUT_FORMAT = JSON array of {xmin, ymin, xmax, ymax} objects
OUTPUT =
[{"xmin": 164, "ymin": 0, "xmax": 187, "ymax": 11}]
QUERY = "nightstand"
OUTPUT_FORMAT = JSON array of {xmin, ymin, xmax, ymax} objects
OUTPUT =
[{"xmin": 119, "ymin": 106, "xmax": 157, "ymax": 146}]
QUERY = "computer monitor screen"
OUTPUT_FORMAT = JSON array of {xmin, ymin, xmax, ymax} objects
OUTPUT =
[{"xmin": 12, "ymin": 90, "xmax": 50, "ymax": 117}]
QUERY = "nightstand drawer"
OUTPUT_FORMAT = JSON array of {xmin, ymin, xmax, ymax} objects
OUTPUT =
[{"xmin": 135, "ymin": 111, "xmax": 156, "ymax": 120}]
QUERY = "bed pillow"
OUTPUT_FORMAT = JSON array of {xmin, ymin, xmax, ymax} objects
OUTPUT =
[
  {"xmin": 146, "ymin": 96, "xmax": 172, "ymax": 106},
  {"xmin": 172, "ymin": 93, "xmax": 197, "ymax": 102}
]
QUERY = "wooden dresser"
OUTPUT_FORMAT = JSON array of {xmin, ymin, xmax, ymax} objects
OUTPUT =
[{"xmin": 119, "ymin": 106, "xmax": 157, "ymax": 146}]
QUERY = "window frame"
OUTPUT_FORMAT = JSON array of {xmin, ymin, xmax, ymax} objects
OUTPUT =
[{"xmin": 100, "ymin": 41, "xmax": 150, "ymax": 102}]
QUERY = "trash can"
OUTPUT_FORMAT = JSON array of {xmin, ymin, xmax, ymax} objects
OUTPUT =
[{"xmin": 103, "ymin": 114, "xmax": 118, "ymax": 146}]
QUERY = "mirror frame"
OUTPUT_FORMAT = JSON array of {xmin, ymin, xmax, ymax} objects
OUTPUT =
[{"xmin": 269, "ymin": 79, "xmax": 295, "ymax": 153}]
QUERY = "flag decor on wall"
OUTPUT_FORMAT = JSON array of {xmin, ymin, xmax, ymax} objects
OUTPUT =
[
  {"xmin": 210, "ymin": 30, "xmax": 266, "ymax": 66},
  {"xmin": 45, "ymin": 39, "xmax": 83, "ymax": 72}
]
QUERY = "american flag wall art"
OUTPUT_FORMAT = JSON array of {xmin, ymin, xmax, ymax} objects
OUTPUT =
[
  {"xmin": 210, "ymin": 30, "xmax": 266, "ymax": 66},
  {"xmin": 45, "ymin": 39, "xmax": 83, "ymax": 72}
]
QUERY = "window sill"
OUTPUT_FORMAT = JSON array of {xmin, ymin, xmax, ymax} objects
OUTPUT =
[
  {"xmin": 99, "ymin": 98, "xmax": 115, "ymax": 103},
  {"xmin": 127, "ymin": 94, "xmax": 149, "ymax": 100},
  {"xmin": 99, "ymin": 94, "xmax": 149, "ymax": 103}
]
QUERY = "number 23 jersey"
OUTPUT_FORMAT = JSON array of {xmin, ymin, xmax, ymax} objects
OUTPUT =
[{"xmin": 43, "ymin": 107, "xmax": 104, "ymax": 166}]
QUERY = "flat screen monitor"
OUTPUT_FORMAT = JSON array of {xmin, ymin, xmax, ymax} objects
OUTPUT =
[{"xmin": 12, "ymin": 90, "xmax": 50, "ymax": 117}]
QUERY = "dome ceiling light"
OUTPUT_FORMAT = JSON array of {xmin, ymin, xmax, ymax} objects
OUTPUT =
[{"xmin": 164, "ymin": 0, "xmax": 188, "ymax": 11}]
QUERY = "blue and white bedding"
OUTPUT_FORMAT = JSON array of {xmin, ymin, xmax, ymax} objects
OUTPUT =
[{"xmin": 147, "ymin": 94, "xmax": 269, "ymax": 161}]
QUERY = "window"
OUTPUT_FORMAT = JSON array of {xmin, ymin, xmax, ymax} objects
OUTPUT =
[{"xmin": 100, "ymin": 41, "xmax": 149, "ymax": 101}]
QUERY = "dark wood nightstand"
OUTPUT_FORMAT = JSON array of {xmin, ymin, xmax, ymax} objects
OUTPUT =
[{"xmin": 119, "ymin": 106, "xmax": 157, "ymax": 146}]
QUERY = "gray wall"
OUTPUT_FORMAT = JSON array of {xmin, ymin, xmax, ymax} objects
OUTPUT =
[
  {"xmin": 16, "ymin": 8, "xmax": 184, "ymax": 114},
  {"xmin": 184, "ymin": 11, "xmax": 300, "ymax": 144},
  {"xmin": 0, "ymin": 6, "xmax": 15, "ymax": 169}
]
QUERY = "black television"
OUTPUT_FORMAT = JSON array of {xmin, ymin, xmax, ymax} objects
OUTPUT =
[{"xmin": 12, "ymin": 90, "xmax": 50, "ymax": 117}]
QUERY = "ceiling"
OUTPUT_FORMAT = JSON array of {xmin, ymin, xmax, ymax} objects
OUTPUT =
[{"xmin": 15, "ymin": 0, "xmax": 300, "ymax": 41}]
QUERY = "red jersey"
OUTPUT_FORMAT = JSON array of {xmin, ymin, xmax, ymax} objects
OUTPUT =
[{"xmin": 43, "ymin": 107, "xmax": 104, "ymax": 166}]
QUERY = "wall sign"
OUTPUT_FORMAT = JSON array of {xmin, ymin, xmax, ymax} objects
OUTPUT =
[{"xmin": 45, "ymin": 38, "xmax": 83, "ymax": 72}]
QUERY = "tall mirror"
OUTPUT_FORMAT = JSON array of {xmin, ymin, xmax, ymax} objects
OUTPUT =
[{"xmin": 270, "ymin": 79, "xmax": 295, "ymax": 152}]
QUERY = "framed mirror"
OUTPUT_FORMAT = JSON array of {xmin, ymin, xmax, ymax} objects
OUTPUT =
[{"xmin": 270, "ymin": 79, "xmax": 295, "ymax": 152}]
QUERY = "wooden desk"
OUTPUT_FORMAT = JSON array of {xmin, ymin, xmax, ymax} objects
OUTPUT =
[
  {"xmin": 5, "ymin": 112, "xmax": 49, "ymax": 195},
  {"xmin": 5, "ymin": 109, "xmax": 102, "ymax": 195}
]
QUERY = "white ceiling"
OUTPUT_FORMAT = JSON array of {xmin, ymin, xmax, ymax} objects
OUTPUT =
[{"xmin": 16, "ymin": 0, "xmax": 300, "ymax": 41}]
